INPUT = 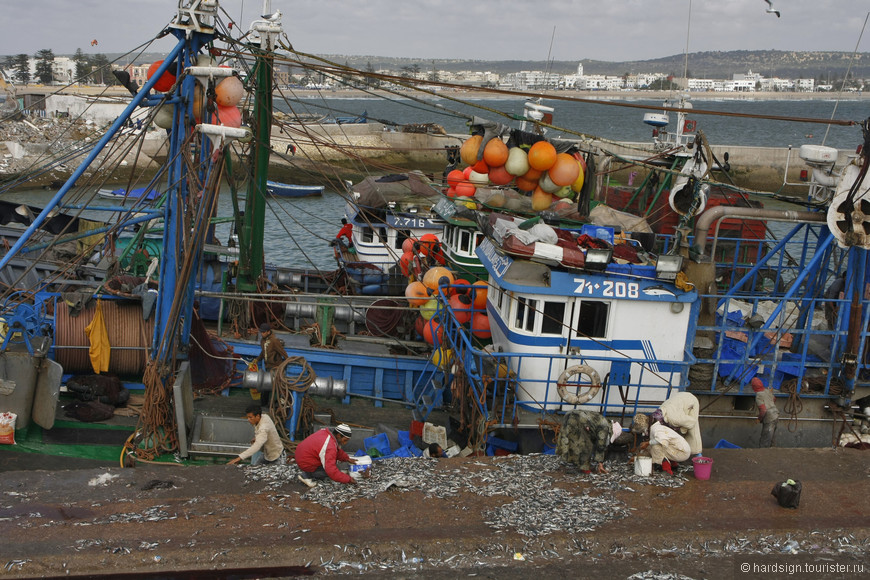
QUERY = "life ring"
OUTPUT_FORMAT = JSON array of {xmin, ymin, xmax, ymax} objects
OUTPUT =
[
  {"xmin": 556, "ymin": 364, "xmax": 602, "ymax": 405},
  {"xmin": 682, "ymin": 119, "xmax": 697, "ymax": 133}
]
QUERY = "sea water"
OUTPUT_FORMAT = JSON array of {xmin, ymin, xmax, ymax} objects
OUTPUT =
[
  {"xmin": 4, "ymin": 98, "xmax": 865, "ymax": 271},
  {"xmin": 277, "ymin": 96, "xmax": 867, "ymax": 149}
]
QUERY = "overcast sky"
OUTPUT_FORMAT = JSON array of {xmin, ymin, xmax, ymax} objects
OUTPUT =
[{"xmin": 2, "ymin": 1, "xmax": 867, "ymax": 63}]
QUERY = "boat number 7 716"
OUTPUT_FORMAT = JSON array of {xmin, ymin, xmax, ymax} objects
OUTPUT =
[{"xmin": 573, "ymin": 278, "xmax": 639, "ymax": 299}]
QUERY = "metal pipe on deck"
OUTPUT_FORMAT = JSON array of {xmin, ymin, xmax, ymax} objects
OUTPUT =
[{"xmin": 692, "ymin": 206, "xmax": 826, "ymax": 258}]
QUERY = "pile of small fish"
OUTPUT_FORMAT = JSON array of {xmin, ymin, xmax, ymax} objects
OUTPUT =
[{"xmin": 244, "ymin": 454, "xmax": 685, "ymax": 536}]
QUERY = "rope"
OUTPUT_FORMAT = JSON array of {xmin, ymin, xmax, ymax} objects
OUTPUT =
[
  {"xmin": 269, "ymin": 356, "xmax": 315, "ymax": 451},
  {"xmin": 780, "ymin": 378, "xmax": 804, "ymax": 433}
]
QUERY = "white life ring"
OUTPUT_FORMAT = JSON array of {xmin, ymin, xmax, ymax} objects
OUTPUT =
[{"xmin": 556, "ymin": 364, "xmax": 602, "ymax": 405}]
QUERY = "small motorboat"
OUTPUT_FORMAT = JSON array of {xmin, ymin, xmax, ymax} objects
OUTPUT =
[
  {"xmin": 265, "ymin": 181, "xmax": 324, "ymax": 197},
  {"xmin": 96, "ymin": 187, "xmax": 161, "ymax": 202}
]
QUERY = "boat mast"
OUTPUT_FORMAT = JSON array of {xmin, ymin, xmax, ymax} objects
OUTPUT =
[{"xmin": 236, "ymin": 1, "xmax": 282, "ymax": 292}]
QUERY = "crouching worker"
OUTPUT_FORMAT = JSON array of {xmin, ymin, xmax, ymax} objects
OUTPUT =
[
  {"xmin": 556, "ymin": 410, "xmax": 611, "ymax": 474},
  {"xmin": 228, "ymin": 405, "xmax": 284, "ymax": 466},
  {"xmin": 294, "ymin": 424, "xmax": 362, "ymax": 487},
  {"xmin": 632, "ymin": 392, "xmax": 703, "ymax": 474}
]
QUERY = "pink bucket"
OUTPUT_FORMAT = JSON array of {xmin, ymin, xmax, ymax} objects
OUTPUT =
[{"xmin": 692, "ymin": 456, "xmax": 713, "ymax": 480}]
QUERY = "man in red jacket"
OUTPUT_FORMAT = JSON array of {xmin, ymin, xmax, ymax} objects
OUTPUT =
[{"xmin": 295, "ymin": 424, "xmax": 360, "ymax": 487}]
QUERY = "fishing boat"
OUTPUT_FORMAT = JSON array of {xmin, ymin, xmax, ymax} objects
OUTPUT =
[
  {"xmin": 265, "ymin": 180, "xmax": 324, "ymax": 197},
  {"xmin": 96, "ymin": 187, "xmax": 161, "ymax": 202},
  {"xmin": 0, "ymin": 0, "xmax": 866, "ymax": 471},
  {"xmin": 0, "ymin": 0, "xmax": 444, "ymax": 466},
  {"xmin": 429, "ymin": 130, "xmax": 870, "ymax": 451}
]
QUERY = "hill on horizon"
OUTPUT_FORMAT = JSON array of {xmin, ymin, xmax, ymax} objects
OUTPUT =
[
  {"xmin": 315, "ymin": 50, "xmax": 870, "ymax": 81},
  {"xmin": 16, "ymin": 49, "xmax": 868, "ymax": 81}
]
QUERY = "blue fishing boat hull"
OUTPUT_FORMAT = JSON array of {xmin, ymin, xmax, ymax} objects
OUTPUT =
[{"xmin": 266, "ymin": 181, "xmax": 324, "ymax": 197}]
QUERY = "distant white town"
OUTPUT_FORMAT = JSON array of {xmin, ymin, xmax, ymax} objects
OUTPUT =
[{"xmin": 1, "ymin": 57, "xmax": 850, "ymax": 93}]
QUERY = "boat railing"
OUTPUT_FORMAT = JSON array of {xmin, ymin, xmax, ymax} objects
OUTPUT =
[{"xmin": 686, "ymin": 218, "xmax": 862, "ymax": 400}]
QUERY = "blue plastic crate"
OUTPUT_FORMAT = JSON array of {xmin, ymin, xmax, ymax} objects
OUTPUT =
[
  {"xmin": 391, "ymin": 446, "xmax": 412, "ymax": 458},
  {"xmin": 397, "ymin": 430, "xmax": 413, "ymax": 448},
  {"xmin": 714, "ymin": 439, "xmax": 742, "ymax": 449},
  {"xmin": 581, "ymin": 224, "xmax": 614, "ymax": 244},
  {"xmin": 486, "ymin": 436, "xmax": 518, "ymax": 452},
  {"xmin": 542, "ymin": 444, "xmax": 556, "ymax": 455},
  {"xmin": 406, "ymin": 444, "xmax": 422, "ymax": 457},
  {"xmin": 364, "ymin": 433, "xmax": 392, "ymax": 457}
]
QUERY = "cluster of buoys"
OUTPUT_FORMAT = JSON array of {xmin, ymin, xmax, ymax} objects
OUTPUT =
[
  {"xmin": 405, "ymin": 271, "xmax": 492, "ymax": 362},
  {"xmin": 150, "ymin": 55, "xmax": 245, "ymax": 130},
  {"xmin": 445, "ymin": 136, "xmax": 587, "ymax": 213}
]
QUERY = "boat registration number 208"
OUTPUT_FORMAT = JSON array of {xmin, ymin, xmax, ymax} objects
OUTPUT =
[{"xmin": 574, "ymin": 278, "xmax": 639, "ymax": 299}]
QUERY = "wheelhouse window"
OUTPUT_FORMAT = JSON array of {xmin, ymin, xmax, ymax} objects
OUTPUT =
[
  {"xmin": 395, "ymin": 229, "xmax": 411, "ymax": 250},
  {"xmin": 360, "ymin": 226, "xmax": 386, "ymax": 244},
  {"xmin": 541, "ymin": 301, "xmax": 566, "ymax": 335},
  {"xmin": 459, "ymin": 230, "xmax": 472, "ymax": 254},
  {"xmin": 575, "ymin": 300, "xmax": 608, "ymax": 338},
  {"xmin": 513, "ymin": 296, "xmax": 538, "ymax": 332}
]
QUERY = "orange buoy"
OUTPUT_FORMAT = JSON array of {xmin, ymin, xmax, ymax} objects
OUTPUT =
[
  {"xmin": 528, "ymin": 141, "xmax": 557, "ymax": 172},
  {"xmin": 471, "ymin": 159, "xmax": 489, "ymax": 174},
  {"xmin": 531, "ymin": 187, "xmax": 553, "ymax": 211},
  {"xmin": 423, "ymin": 266, "xmax": 455, "ymax": 291},
  {"xmin": 460, "ymin": 135, "xmax": 483, "ymax": 165},
  {"xmin": 147, "ymin": 60, "xmax": 176, "ymax": 93},
  {"xmin": 514, "ymin": 176, "xmax": 537, "ymax": 192},
  {"xmin": 414, "ymin": 315, "xmax": 426, "ymax": 338},
  {"xmin": 212, "ymin": 104, "xmax": 241, "ymax": 128},
  {"xmin": 487, "ymin": 164, "xmax": 513, "ymax": 186},
  {"xmin": 472, "ymin": 280, "xmax": 488, "ymax": 310},
  {"xmin": 471, "ymin": 312, "xmax": 491, "ymax": 339},
  {"xmin": 215, "ymin": 75, "xmax": 244, "ymax": 107},
  {"xmin": 452, "ymin": 278, "xmax": 471, "ymax": 294},
  {"xmin": 446, "ymin": 169, "xmax": 464, "ymax": 188},
  {"xmin": 483, "ymin": 138, "xmax": 509, "ymax": 167},
  {"xmin": 449, "ymin": 293, "xmax": 473, "ymax": 324},
  {"xmin": 548, "ymin": 153, "xmax": 581, "ymax": 186},
  {"xmin": 399, "ymin": 250, "xmax": 414, "ymax": 276},
  {"xmin": 455, "ymin": 181, "xmax": 476, "ymax": 197},
  {"xmin": 423, "ymin": 318, "xmax": 444, "ymax": 346},
  {"xmin": 419, "ymin": 233, "xmax": 439, "ymax": 256},
  {"xmin": 402, "ymin": 238, "xmax": 418, "ymax": 254},
  {"xmin": 405, "ymin": 281, "xmax": 430, "ymax": 306}
]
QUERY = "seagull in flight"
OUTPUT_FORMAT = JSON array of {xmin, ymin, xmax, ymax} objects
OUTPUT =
[{"xmin": 764, "ymin": 0, "xmax": 781, "ymax": 18}]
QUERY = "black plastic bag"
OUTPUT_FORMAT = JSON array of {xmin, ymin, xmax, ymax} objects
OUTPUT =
[{"xmin": 771, "ymin": 478, "xmax": 802, "ymax": 508}]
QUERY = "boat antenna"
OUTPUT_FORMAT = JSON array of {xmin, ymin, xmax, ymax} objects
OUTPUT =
[
  {"xmin": 682, "ymin": 0, "xmax": 692, "ymax": 93},
  {"xmin": 821, "ymin": 11, "xmax": 870, "ymax": 146},
  {"xmin": 545, "ymin": 26, "xmax": 556, "ymax": 91}
]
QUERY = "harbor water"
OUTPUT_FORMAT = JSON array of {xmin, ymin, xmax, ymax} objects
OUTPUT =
[{"xmin": 5, "ymin": 98, "xmax": 867, "ymax": 272}]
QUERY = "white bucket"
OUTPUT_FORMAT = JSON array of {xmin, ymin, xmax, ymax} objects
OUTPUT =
[{"xmin": 634, "ymin": 456, "xmax": 652, "ymax": 477}]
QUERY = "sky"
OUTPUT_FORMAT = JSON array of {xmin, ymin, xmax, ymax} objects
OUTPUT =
[{"xmin": 1, "ymin": 0, "xmax": 867, "ymax": 63}]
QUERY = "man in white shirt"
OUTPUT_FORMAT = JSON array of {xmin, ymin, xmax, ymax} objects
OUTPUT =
[{"xmin": 228, "ymin": 404, "xmax": 284, "ymax": 465}]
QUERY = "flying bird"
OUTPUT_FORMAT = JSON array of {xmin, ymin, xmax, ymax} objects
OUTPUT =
[{"xmin": 764, "ymin": 0, "xmax": 781, "ymax": 18}]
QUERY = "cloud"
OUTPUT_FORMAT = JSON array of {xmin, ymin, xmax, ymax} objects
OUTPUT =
[{"xmin": 1, "ymin": 0, "xmax": 865, "ymax": 63}]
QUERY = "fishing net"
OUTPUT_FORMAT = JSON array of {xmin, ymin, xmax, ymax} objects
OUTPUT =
[{"xmin": 189, "ymin": 309, "xmax": 241, "ymax": 394}]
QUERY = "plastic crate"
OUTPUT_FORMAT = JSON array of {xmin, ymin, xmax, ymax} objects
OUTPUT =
[
  {"xmin": 406, "ymin": 444, "xmax": 423, "ymax": 457},
  {"xmin": 486, "ymin": 435, "xmax": 518, "ymax": 452},
  {"xmin": 391, "ymin": 446, "xmax": 412, "ymax": 458},
  {"xmin": 410, "ymin": 420, "xmax": 424, "ymax": 437},
  {"xmin": 363, "ymin": 433, "xmax": 392, "ymax": 457},
  {"xmin": 581, "ymin": 224, "xmax": 614, "ymax": 245},
  {"xmin": 714, "ymin": 439, "xmax": 742, "ymax": 449},
  {"xmin": 397, "ymin": 430, "xmax": 413, "ymax": 448}
]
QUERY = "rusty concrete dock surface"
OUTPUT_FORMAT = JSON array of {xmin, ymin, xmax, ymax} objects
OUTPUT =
[{"xmin": 0, "ymin": 447, "xmax": 868, "ymax": 579}]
